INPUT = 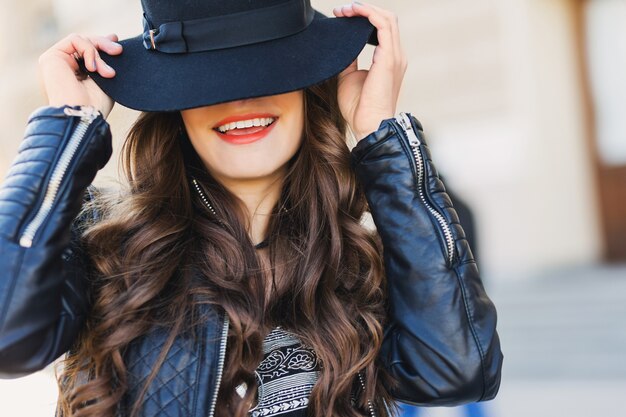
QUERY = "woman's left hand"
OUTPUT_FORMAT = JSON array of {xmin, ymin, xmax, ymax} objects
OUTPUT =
[{"xmin": 333, "ymin": 1, "xmax": 408, "ymax": 142}]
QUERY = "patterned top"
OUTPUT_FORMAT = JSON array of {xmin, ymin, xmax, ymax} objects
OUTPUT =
[{"xmin": 243, "ymin": 327, "xmax": 321, "ymax": 417}]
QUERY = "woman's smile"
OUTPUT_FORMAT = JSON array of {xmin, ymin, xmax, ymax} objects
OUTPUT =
[
  {"xmin": 181, "ymin": 90, "xmax": 304, "ymax": 181},
  {"xmin": 213, "ymin": 113, "xmax": 279, "ymax": 145}
]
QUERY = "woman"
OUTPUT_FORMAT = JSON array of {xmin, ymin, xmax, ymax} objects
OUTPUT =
[{"xmin": 0, "ymin": 1, "xmax": 503, "ymax": 417}]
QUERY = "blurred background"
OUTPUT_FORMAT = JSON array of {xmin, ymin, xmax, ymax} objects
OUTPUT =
[{"xmin": 1, "ymin": 0, "xmax": 625, "ymax": 416}]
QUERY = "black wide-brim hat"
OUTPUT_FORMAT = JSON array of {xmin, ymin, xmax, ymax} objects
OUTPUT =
[{"xmin": 78, "ymin": 0, "xmax": 378, "ymax": 112}]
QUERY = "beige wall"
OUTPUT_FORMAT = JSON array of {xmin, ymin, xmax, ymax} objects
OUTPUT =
[
  {"xmin": 0, "ymin": 0, "xmax": 602, "ymax": 282},
  {"xmin": 353, "ymin": 0, "xmax": 600, "ymax": 279}
]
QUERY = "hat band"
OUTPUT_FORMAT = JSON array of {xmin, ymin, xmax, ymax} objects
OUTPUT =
[{"xmin": 142, "ymin": 0, "xmax": 316, "ymax": 53}]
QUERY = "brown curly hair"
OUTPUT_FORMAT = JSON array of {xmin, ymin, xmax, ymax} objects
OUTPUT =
[{"xmin": 55, "ymin": 74, "xmax": 398, "ymax": 417}]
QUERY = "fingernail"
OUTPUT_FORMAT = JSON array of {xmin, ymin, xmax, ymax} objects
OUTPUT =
[
  {"xmin": 93, "ymin": 59, "xmax": 97, "ymax": 70},
  {"xmin": 105, "ymin": 63, "xmax": 114, "ymax": 71},
  {"xmin": 112, "ymin": 41, "xmax": 122, "ymax": 48}
]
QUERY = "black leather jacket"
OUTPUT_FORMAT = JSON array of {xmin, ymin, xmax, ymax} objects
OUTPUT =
[{"xmin": 0, "ymin": 104, "xmax": 503, "ymax": 416}]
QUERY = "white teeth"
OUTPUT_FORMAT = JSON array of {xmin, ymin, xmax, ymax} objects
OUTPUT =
[{"xmin": 217, "ymin": 117, "xmax": 275, "ymax": 133}]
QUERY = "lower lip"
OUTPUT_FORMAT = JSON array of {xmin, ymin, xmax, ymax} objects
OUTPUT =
[{"xmin": 214, "ymin": 119, "xmax": 278, "ymax": 145}]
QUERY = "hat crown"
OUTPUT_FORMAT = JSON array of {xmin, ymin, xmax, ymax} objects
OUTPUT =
[{"xmin": 142, "ymin": 0, "xmax": 300, "ymax": 26}]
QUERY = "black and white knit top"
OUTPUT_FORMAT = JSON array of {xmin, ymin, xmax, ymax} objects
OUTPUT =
[{"xmin": 245, "ymin": 327, "xmax": 321, "ymax": 417}]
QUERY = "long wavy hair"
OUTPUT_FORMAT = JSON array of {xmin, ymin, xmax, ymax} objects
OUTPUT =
[{"xmin": 55, "ymin": 74, "xmax": 398, "ymax": 417}]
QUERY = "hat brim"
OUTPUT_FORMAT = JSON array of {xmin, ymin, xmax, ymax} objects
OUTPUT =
[{"xmin": 80, "ymin": 10, "xmax": 377, "ymax": 112}]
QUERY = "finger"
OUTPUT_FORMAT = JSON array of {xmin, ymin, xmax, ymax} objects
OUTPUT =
[
  {"xmin": 332, "ymin": 4, "xmax": 348, "ymax": 16},
  {"xmin": 333, "ymin": 2, "xmax": 398, "ymax": 62},
  {"xmin": 348, "ymin": 3, "xmax": 407, "ymax": 106},
  {"xmin": 333, "ymin": 3, "xmax": 358, "ymax": 17},
  {"xmin": 350, "ymin": 2, "xmax": 404, "ymax": 68},
  {"xmin": 338, "ymin": 3, "xmax": 393, "ymax": 53},
  {"xmin": 363, "ymin": 3, "xmax": 405, "ymax": 63},
  {"xmin": 351, "ymin": 2, "xmax": 400, "ymax": 50},
  {"xmin": 353, "ymin": 1, "xmax": 396, "ymax": 19},
  {"xmin": 94, "ymin": 50, "xmax": 115, "ymax": 77},
  {"xmin": 52, "ymin": 33, "xmax": 120, "ymax": 76},
  {"xmin": 52, "ymin": 33, "xmax": 100, "ymax": 72},
  {"xmin": 87, "ymin": 34, "xmax": 123, "ymax": 56},
  {"xmin": 86, "ymin": 35, "xmax": 122, "ymax": 77}
]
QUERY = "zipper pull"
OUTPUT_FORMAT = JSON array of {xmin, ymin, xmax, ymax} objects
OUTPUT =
[
  {"xmin": 395, "ymin": 112, "xmax": 421, "ymax": 147},
  {"xmin": 357, "ymin": 370, "xmax": 377, "ymax": 417},
  {"xmin": 63, "ymin": 105, "xmax": 101, "ymax": 122}
]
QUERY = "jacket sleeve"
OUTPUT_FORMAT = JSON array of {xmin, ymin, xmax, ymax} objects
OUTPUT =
[
  {"xmin": 0, "ymin": 104, "xmax": 112, "ymax": 378},
  {"xmin": 350, "ymin": 113, "xmax": 503, "ymax": 406}
]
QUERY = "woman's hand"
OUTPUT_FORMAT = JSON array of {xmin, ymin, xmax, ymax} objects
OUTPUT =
[
  {"xmin": 333, "ymin": 1, "xmax": 407, "ymax": 141},
  {"xmin": 37, "ymin": 33, "xmax": 123, "ymax": 119}
]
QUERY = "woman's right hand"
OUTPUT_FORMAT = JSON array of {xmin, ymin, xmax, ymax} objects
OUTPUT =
[{"xmin": 37, "ymin": 33, "xmax": 123, "ymax": 119}]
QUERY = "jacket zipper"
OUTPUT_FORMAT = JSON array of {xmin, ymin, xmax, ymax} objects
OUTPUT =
[
  {"xmin": 191, "ymin": 179, "xmax": 230, "ymax": 416},
  {"xmin": 192, "ymin": 178, "xmax": 218, "ymax": 218},
  {"xmin": 192, "ymin": 178, "xmax": 231, "ymax": 230},
  {"xmin": 19, "ymin": 106, "xmax": 100, "ymax": 248},
  {"xmin": 395, "ymin": 112, "xmax": 456, "ymax": 266},
  {"xmin": 208, "ymin": 312, "xmax": 230, "ymax": 417},
  {"xmin": 357, "ymin": 370, "xmax": 377, "ymax": 417}
]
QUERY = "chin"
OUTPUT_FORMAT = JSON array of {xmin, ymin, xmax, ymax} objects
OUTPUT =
[{"xmin": 217, "ymin": 163, "xmax": 286, "ymax": 181}]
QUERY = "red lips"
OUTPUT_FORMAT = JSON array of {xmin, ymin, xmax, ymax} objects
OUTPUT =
[
  {"xmin": 213, "ymin": 113, "xmax": 279, "ymax": 145},
  {"xmin": 213, "ymin": 113, "xmax": 278, "ymax": 129}
]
